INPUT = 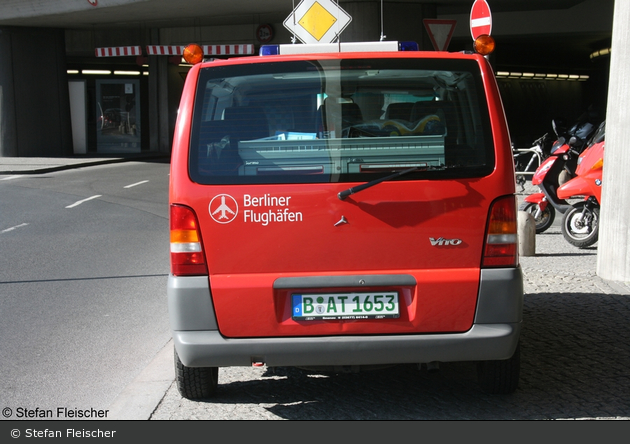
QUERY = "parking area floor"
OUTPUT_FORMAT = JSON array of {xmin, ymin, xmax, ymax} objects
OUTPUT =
[{"xmin": 149, "ymin": 184, "xmax": 630, "ymax": 420}]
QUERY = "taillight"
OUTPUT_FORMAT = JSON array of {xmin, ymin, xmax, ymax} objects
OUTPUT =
[
  {"xmin": 170, "ymin": 204, "xmax": 208, "ymax": 276},
  {"xmin": 482, "ymin": 195, "xmax": 518, "ymax": 268}
]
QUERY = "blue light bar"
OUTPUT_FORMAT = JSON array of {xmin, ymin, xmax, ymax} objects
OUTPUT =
[
  {"xmin": 259, "ymin": 45, "xmax": 280, "ymax": 56},
  {"xmin": 399, "ymin": 41, "xmax": 419, "ymax": 51},
  {"xmin": 259, "ymin": 41, "xmax": 420, "ymax": 56}
]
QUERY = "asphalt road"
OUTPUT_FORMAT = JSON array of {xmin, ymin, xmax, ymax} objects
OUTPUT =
[{"xmin": 0, "ymin": 160, "xmax": 172, "ymax": 417}]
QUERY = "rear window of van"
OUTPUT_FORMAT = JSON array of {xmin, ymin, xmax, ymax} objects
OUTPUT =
[{"xmin": 189, "ymin": 58, "xmax": 494, "ymax": 185}]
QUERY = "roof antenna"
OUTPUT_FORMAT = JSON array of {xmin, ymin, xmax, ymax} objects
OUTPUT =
[
  {"xmin": 291, "ymin": 0, "xmax": 297, "ymax": 43},
  {"xmin": 336, "ymin": 0, "xmax": 341, "ymax": 51},
  {"xmin": 380, "ymin": 0, "xmax": 386, "ymax": 41}
]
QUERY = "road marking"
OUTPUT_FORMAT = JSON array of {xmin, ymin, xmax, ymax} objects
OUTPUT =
[
  {"xmin": 1, "ymin": 223, "xmax": 29, "ymax": 233},
  {"xmin": 66, "ymin": 195, "xmax": 102, "ymax": 209},
  {"xmin": 1, "ymin": 175, "xmax": 23, "ymax": 181},
  {"xmin": 124, "ymin": 180, "xmax": 149, "ymax": 189}
]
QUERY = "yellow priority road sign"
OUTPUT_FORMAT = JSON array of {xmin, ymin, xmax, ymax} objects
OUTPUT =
[{"xmin": 284, "ymin": 0, "xmax": 352, "ymax": 44}]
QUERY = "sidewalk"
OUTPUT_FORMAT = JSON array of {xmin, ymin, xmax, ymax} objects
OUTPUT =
[{"xmin": 0, "ymin": 153, "xmax": 170, "ymax": 175}]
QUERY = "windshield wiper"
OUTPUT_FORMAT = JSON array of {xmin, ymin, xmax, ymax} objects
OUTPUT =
[{"xmin": 338, "ymin": 166, "xmax": 441, "ymax": 200}]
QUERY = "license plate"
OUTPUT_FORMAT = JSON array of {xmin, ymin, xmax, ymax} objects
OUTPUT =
[{"xmin": 292, "ymin": 292, "xmax": 399, "ymax": 321}]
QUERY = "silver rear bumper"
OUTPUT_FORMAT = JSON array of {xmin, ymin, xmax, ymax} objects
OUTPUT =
[{"xmin": 168, "ymin": 268, "xmax": 523, "ymax": 367}]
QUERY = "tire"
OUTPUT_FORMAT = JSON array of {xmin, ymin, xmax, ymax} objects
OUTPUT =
[
  {"xmin": 518, "ymin": 201, "xmax": 555, "ymax": 234},
  {"xmin": 174, "ymin": 349, "xmax": 218, "ymax": 400},
  {"xmin": 477, "ymin": 342, "xmax": 520, "ymax": 394},
  {"xmin": 561, "ymin": 202, "xmax": 599, "ymax": 248}
]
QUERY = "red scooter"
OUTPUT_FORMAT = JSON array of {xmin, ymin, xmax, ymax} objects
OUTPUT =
[
  {"xmin": 556, "ymin": 122, "xmax": 605, "ymax": 248},
  {"xmin": 519, "ymin": 118, "xmax": 599, "ymax": 233},
  {"xmin": 519, "ymin": 136, "xmax": 581, "ymax": 233}
]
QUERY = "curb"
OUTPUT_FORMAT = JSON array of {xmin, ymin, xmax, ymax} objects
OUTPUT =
[
  {"xmin": 106, "ymin": 340, "xmax": 175, "ymax": 421},
  {"xmin": 0, "ymin": 154, "xmax": 170, "ymax": 175},
  {"xmin": 0, "ymin": 158, "xmax": 128, "ymax": 175}
]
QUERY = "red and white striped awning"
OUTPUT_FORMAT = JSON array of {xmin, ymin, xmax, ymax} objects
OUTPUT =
[
  {"xmin": 95, "ymin": 44, "xmax": 255, "ymax": 58},
  {"xmin": 146, "ymin": 45, "xmax": 185, "ymax": 56},
  {"xmin": 95, "ymin": 46, "xmax": 142, "ymax": 57},
  {"xmin": 145, "ymin": 44, "xmax": 255, "ymax": 56},
  {"xmin": 202, "ymin": 44, "xmax": 255, "ymax": 56}
]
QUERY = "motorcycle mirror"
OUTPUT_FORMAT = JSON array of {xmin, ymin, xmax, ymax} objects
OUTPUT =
[
  {"xmin": 550, "ymin": 136, "xmax": 566, "ymax": 154},
  {"xmin": 552, "ymin": 118, "xmax": 567, "ymax": 137}
]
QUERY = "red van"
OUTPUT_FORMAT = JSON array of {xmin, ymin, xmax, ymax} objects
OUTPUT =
[{"xmin": 168, "ymin": 40, "xmax": 523, "ymax": 399}]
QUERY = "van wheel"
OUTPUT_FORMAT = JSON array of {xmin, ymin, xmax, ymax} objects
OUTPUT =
[
  {"xmin": 174, "ymin": 349, "xmax": 218, "ymax": 400},
  {"xmin": 477, "ymin": 342, "xmax": 520, "ymax": 394}
]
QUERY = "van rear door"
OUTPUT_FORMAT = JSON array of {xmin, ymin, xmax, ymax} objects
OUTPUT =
[{"xmin": 174, "ymin": 53, "xmax": 515, "ymax": 339}]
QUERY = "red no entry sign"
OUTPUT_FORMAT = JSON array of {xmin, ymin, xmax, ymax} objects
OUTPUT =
[{"xmin": 470, "ymin": 0, "xmax": 492, "ymax": 40}]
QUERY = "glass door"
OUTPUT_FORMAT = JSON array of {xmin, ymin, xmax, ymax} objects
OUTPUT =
[{"xmin": 96, "ymin": 80, "xmax": 141, "ymax": 153}]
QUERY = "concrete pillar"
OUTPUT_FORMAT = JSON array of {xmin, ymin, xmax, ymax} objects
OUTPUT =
[
  {"xmin": 148, "ymin": 29, "xmax": 171, "ymax": 154},
  {"xmin": 0, "ymin": 28, "xmax": 18, "ymax": 157},
  {"xmin": 597, "ymin": 1, "xmax": 630, "ymax": 282},
  {"xmin": 148, "ymin": 54, "xmax": 171, "ymax": 154},
  {"xmin": 0, "ymin": 27, "xmax": 72, "ymax": 157}
]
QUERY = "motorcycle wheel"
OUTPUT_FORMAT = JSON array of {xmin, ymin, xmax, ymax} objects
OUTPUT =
[
  {"xmin": 561, "ymin": 202, "xmax": 599, "ymax": 248},
  {"xmin": 518, "ymin": 201, "xmax": 555, "ymax": 234}
]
